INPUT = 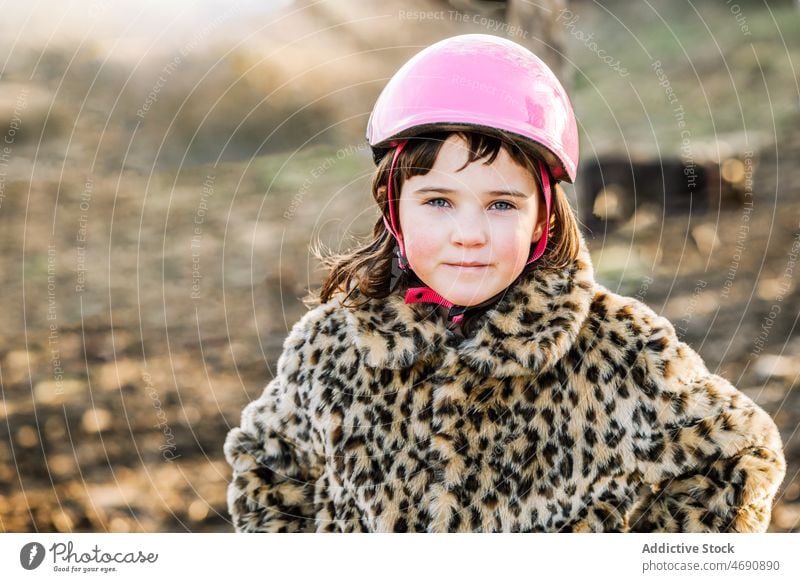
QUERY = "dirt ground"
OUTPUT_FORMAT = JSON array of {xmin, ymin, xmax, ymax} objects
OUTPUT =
[
  {"xmin": 1, "ymin": 123, "xmax": 799, "ymax": 532},
  {"xmin": 1, "ymin": 1, "xmax": 799, "ymax": 533}
]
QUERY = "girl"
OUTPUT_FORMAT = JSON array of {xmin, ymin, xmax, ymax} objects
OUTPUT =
[{"xmin": 224, "ymin": 34, "xmax": 785, "ymax": 532}]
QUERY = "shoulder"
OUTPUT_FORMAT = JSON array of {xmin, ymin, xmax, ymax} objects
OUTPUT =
[
  {"xmin": 278, "ymin": 292, "xmax": 389, "ymax": 372},
  {"xmin": 281, "ymin": 293, "xmax": 354, "ymax": 351},
  {"xmin": 585, "ymin": 284, "xmax": 699, "ymax": 353},
  {"xmin": 586, "ymin": 284, "xmax": 663, "ymax": 336},
  {"xmin": 579, "ymin": 284, "xmax": 709, "ymax": 381}
]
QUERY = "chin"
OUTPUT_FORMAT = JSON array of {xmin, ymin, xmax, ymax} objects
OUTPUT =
[{"xmin": 438, "ymin": 288, "xmax": 495, "ymax": 307}]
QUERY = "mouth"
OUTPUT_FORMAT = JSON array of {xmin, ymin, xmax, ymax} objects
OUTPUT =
[{"xmin": 445, "ymin": 263, "xmax": 490, "ymax": 268}]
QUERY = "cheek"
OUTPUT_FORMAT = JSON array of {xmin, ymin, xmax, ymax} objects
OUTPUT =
[
  {"xmin": 399, "ymin": 204, "xmax": 440, "ymax": 257},
  {"xmin": 403, "ymin": 227, "xmax": 441, "ymax": 263},
  {"xmin": 489, "ymin": 224, "xmax": 535, "ymax": 270}
]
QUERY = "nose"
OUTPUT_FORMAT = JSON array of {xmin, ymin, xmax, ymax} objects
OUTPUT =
[{"xmin": 450, "ymin": 204, "xmax": 489, "ymax": 248}]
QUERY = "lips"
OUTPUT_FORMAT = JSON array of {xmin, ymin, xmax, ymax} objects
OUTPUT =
[{"xmin": 446, "ymin": 262, "xmax": 489, "ymax": 267}]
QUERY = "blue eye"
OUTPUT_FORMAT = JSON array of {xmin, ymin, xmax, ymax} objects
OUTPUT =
[
  {"xmin": 491, "ymin": 201, "xmax": 516, "ymax": 211},
  {"xmin": 425, "ymin": 198, "xmax": 450, "ymax": 208}
]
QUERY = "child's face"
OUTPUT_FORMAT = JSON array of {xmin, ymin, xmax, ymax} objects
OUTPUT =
[{"xmin": 398, "ymin": 135, "xmax": 546, "ymax": 307}]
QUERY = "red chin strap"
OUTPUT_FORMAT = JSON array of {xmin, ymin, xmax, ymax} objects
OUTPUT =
[{"xmin": 382, "ymin": 140, "xmax": 552, "ymax": 324}]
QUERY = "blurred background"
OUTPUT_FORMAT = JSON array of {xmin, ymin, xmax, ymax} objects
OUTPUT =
[{"xmin": 1, "ymin": 0, "xmax": 799, "ymax": 532}]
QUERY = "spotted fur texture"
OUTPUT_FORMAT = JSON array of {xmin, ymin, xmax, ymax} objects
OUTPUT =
[{"xmin": 224, "ymin": 234, "xmax": 785, "ymax": 532}]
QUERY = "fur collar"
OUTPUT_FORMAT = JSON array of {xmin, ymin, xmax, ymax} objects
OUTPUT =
[{"xmin": 339, "ymin": 234, "xmax": 596, "ymax": 377}]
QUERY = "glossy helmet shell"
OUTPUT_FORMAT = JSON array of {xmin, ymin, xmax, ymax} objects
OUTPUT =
[{"xmin": 366, "ymin": 34, "xmax": 579, "ymax": 182}]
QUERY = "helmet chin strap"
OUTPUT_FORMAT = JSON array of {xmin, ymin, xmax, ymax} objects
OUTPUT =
[
  {"xmin": 382, "ymin": 140, "xmax": 409, "ymax": 264},
  {"xmin": 383, "ymin": 141, "xmax": 552, "ymax": 326}
]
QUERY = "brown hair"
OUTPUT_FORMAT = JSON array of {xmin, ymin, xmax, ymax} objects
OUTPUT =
[{"xmin": 306, "ymin": 130, "xmax": 580, "ymax": 308}]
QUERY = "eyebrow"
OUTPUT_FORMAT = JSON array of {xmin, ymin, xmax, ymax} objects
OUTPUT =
[{"xmin": 412, "ymin": 186, "xmax": 531, "ymax": 199}]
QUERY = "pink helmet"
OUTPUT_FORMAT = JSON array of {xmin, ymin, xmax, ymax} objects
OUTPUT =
[{"xmin": 367, "ymin": 34, "xmax": 579, "ymax": 182}]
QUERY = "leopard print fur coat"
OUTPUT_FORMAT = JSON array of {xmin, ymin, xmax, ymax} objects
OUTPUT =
[{"xmin": 224, "ymin": 234, "xmax": 786, "ymax": 532}]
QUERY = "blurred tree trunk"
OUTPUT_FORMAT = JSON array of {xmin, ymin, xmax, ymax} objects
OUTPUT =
[
  {"xmin": 506, "ymin": 0, "xmax": 568, "ymax": 80},
  {"xmin": 444, "ymin": 0, "xmax": 569, "ymax": 82}
]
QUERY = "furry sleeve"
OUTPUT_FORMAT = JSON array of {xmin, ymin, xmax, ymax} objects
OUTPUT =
[
  {"xmin": 224, "ymin": 319, "xmax": 322, "ymax": 532},
  {"xmin": 628, "ymin": 315, "xmax": 786, "ymax": 532}
]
